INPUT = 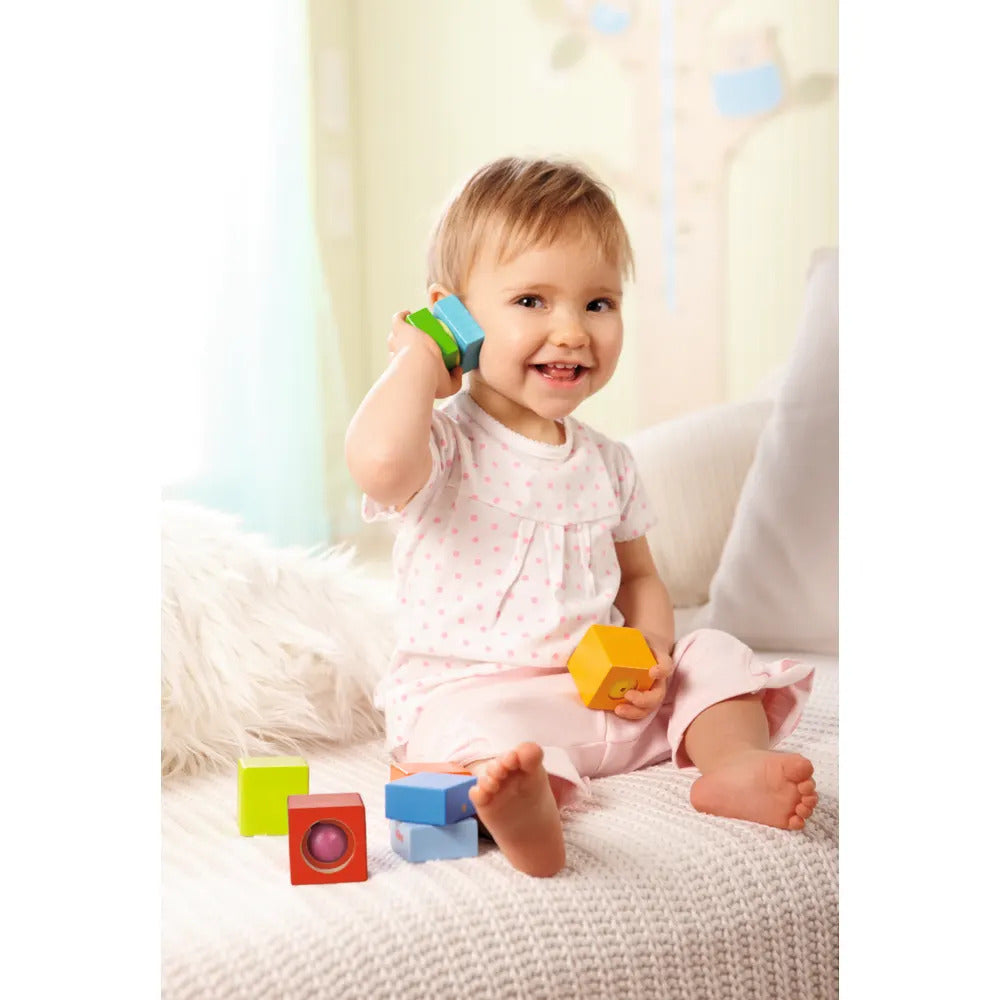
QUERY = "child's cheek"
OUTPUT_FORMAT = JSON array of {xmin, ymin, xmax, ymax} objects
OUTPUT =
[{"xmin": 476, "ymin": 338, "xmax": 504, "ymax": 374}]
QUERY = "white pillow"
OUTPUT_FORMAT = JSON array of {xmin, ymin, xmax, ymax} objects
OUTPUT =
[
  {"xmin": 695, "ymin": 249, "xmax": 839, "ymax": 652},
  {"xmin": 625, "ymin": 397, "xmax": 773, "ymax": 608},
  {"xmin": 161, "ymin": 502, "xmax": 397, "ymax": 778}
]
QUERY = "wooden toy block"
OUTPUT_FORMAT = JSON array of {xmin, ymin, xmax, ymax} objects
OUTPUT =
[
  {"xmin": 287, "ymin": 793, "xmax": 367, "ymax": 885},
  {"xmin": 389, "ymin": 761, "xmax": 472, "ymax": 782},
  {"xmin": 567, "ymin": 624, "xmax": 657, "ymax": 711},
  {"xmin": 384, "ymin": 772, "xmax": 477, "ymax": 826},
  {"xmin": 406, "ymin": 308, "xmax": 461, "ymax": 370},
  {"xmin": 237, "ymin": 756, "xmax": 309, "ymax": 836},
  {"xmin": 389, "ymin": 816, "xmax": 479, "ymax": 863},
  {"xmin": 432, "ymin": 295, "xmax": 485, "ymax": 372}
]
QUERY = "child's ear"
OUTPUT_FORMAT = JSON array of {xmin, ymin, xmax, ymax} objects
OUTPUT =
[{"xmin": 427, "ymin": 283, "xmax": 453, "ymax": 307}]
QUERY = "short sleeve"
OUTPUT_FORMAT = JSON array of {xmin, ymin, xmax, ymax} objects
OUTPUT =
[
  {"xmin": 361, "ymin": 406, "xmax": 462, "ymax": 523},
  {"xmin": 610, "ymin": 441, "xmax": 658, "ymax": 542}
]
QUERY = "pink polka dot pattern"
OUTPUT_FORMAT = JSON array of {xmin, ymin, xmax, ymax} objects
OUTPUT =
[{"xmin": 361, "ymin": 391, "xmax": 657, "ymax": 751}]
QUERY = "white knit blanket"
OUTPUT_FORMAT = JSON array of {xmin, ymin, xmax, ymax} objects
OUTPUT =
[{"xmin": 162, "ymin": 656, "xmax": 838, "ymax": 1000}]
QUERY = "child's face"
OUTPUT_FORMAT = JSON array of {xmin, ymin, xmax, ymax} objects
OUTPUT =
[{"xmin": 456, "ymin": 231, "xmax": 624, "ymax": 440}]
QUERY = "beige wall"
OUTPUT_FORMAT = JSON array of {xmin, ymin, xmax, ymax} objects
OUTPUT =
[
  {"xmin": 722, "ymin": 0, "xmax": 838, "ymax": 397},
  {"xmin": 349, "ymin": 0, "xmax": 641, "ymax": 437},
  {"xmin": 311, "ymin": 0, "xmax": 837, "ymax": 447}
]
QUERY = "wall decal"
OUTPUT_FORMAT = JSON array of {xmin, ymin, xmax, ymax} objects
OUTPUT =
[{"xmin": 535, "ymin": 0, "xmax": 837, "ymax": 421}]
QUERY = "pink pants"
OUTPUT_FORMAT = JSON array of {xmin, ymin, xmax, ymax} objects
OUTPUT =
[{"xmin": 399, "ymin": 629, "xmax": 814, "ymax": 797}]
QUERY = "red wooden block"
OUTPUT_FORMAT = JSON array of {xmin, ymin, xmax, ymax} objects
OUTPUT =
[{"xmin": 287, "ymin": 793, "xmax": 367, "ymax": 886}]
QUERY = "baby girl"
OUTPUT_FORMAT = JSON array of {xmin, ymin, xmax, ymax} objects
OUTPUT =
[{"xmin": 345, "ymin": 156, "xmax": 817, "ymax": 877}]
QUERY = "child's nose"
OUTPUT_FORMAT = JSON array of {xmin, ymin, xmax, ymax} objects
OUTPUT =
[{"xmin": 550, "ymin": 314, "xmax": 589, "ymax": 348}]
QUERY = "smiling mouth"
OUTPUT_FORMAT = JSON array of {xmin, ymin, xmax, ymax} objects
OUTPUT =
[{"xmin": 533, "ymin": 363, "xmax": 588, "ymax": 382}]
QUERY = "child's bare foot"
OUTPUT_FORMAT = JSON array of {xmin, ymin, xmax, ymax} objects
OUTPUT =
[
  {"xmin": 689, "ymin": 750, "xmax": 819, "ymax": 830},
  {"xmin": 468, "ymin": 742, "xmax": 565, "ymax": 877}
]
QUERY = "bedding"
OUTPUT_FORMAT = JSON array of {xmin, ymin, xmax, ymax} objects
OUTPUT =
[
  {"xmin": 161, "ymin": 502, "xmax": 395, "ymax": 779},
  {"xmin": 162, "ymin": 651, "xmax": 837, "ymax": 1000},
  {"xmin": 694, "ymin": 249, "xmax": 839, "ymax": 653},
  {"xmin": 161, "ymin": 245, "xmax": 839, "ymax": 999},
  {"xmin": 625, "ymin": 397, "xmax": 773, "ymax": 609}
]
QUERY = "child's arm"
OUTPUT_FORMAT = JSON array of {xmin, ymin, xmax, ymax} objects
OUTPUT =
[
  {"xmin": 345, "ymin": 311, "xmax": 463, "ymax": 510},
  {"xmin": 612, "ymin": 535, "xmax": 676, "ymax": 721}
]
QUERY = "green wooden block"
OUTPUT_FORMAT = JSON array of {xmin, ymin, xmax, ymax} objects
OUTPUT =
[
  {"xmin": 406, "ymin": 308, "xmax": 461, "ymax": 370},
  {"xmin": 238, "ymin": 756, "xmax": 309, "ymax": 836}
]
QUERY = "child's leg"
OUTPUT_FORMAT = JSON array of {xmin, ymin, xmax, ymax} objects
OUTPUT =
[
  {"xmin": 663, "ymin": 629, "xmax": 819, "ymax": 830},
  {"xmin": 682, "ymin": 692, "xmax": 819, "ymax": 830},
  {"xmin": 467, "ymin": 743, "xmax": 566, "ymax": 877},
  {"xmin": 467, "ymin": 744, "xmax": 566, "ymax": 877}
]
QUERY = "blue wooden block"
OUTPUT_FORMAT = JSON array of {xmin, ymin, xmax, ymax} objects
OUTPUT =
[
  {"xmin": 432, "ymin": 295, "xmax": 485, "ymax": 372},
  {"xmin": 389, "ymin": 816, "xmax": 479, "ymax": 863},
  {"xmin": 384, "ymin": 772, "xmax": 477, "ymax": 825}
]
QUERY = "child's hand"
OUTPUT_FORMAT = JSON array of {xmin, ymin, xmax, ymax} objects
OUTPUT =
[
  {"xmin": 613, "ymin": 632, "xmax": 675, "ymax": 721},
  {"xmin": 387, "ymin": 311, "xmax": 465, "ymax": 400}
]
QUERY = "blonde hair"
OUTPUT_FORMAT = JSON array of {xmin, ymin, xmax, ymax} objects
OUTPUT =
[{"xmin": 427, "ymin": 156, "xmax": 634, "ymax": 294}]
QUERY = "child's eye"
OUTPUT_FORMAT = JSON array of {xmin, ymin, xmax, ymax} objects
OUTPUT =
[
  {"xmin": 515, "ymin": 295, "xmax": 543, "ymax": 309},
  {"xmin": 587, "ymin": 298, "xmax": 617, "ymax": 312}
]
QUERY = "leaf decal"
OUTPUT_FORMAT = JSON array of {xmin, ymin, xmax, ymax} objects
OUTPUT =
[
  {"xmin": 530, "ymin": 0, "xmax": 568, "ymax": 23},
  {"xmin": 793, "ymin": 73, "xmax": 838, "ymax": 106},
  {"xmin": 551, "ymin": 32, "xmax": 588, "ymax": 71}
]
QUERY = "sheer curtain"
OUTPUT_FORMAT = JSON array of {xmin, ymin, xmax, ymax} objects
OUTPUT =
[{"xmin": 161, "ymin": 0, "xmax": 334, "ymax": 547}]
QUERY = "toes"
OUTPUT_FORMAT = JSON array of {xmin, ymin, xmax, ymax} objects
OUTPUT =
[
  {"xmin": 469, "ymin": 785, "xmax": 491, "ymax": 808},
  {"xmin": 795, "ymin": 801, "xmax": 814, "ymax": 820},
  {"xmin": 487, "ymin": 757, "xmax": 510, "ymax": 782},
  {"xmin": 514, "ymin": 742, "xmax": 544, "ymax": 770},
  {"xmin": 788, "ymin": 814, "xmax": 805, "ymax": 831},
  {"xmin": 478, "ymin": 774, "xmax": 500, "ymax": 796},
  {"xmin": 784, "ymin": 755, "xmax": 814, "ymax": 783},
  {"xmin": 797, "ymin": 778, "xmax": 816, "ymax": 796},
  {"xmin": 801, "ymin": 793, "xmax": 819, "ymax": 810}
]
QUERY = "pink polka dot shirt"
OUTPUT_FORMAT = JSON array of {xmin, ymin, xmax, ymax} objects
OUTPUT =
[{"xmin": 362, "ymin": 391, "xmax": 657, "ymax": 752}]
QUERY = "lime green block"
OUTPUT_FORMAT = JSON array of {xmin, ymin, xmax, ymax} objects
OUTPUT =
[
  {"xmin": 406, "ymin": 308, "xmax": 461, "ymax": 370},
  {"xmin": 237, "ymin": 756, "xmax": 309, "ymax": 836}
]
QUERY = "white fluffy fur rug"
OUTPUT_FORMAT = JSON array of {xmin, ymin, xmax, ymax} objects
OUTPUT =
[{"xmin": 161, "ymin": 502, "xmax": 396, "ymax": 779}]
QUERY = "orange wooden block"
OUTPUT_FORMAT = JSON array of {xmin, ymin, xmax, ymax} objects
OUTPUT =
[
  {"xmin": 567, "ymin": 624, "xmax": 657, "ymax": 711},
  {"xmin": 287, "ymin": 793, "xmax": 367, "ymax": 886},
  {"xmin": 388, "ymin": 761, "xmax": 472, "ymax": 782}
]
